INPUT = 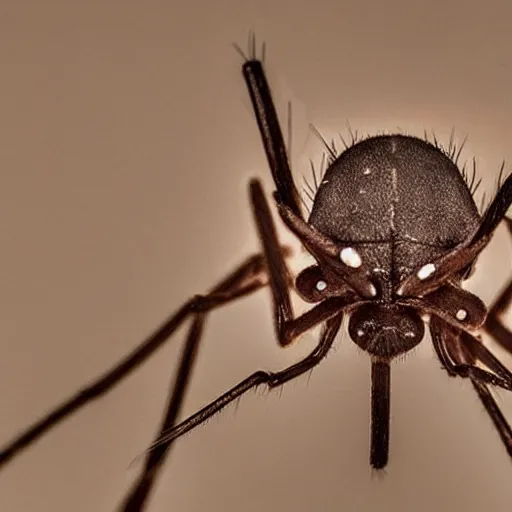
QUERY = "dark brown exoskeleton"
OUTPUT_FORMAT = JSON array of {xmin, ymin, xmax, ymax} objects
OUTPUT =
[{"xmin": 1, "ymin": 38, "xmax": 512, "ymax": 511}]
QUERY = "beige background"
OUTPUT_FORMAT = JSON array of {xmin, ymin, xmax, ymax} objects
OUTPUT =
[{"xmin": 1, "ymin": 1, "xmax": 512, "ymax": 511}]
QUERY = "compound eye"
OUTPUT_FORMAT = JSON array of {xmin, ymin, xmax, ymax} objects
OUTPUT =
[{"xmin": 295, "ymin": 266, "xmax": 328, "ymax": 303}]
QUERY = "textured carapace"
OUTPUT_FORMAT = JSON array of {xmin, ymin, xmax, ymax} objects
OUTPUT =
[{"xmin": 306, "ymin": 134, "xmax": 481, "ymax": 356}]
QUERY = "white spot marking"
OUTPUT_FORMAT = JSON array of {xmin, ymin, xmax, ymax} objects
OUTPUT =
[
  {"xmin": 316, "ymin": 280, "xmax": 327, "ymax": 291},
  {"xmin": 456, "ymin": 309, "xmax": 467, "ymax": 321},
  {"xmin": 322, "ymin": 180, "xmax": 329, "ymax": 185},
  {"xmin": 417, "ymin": 263, "xmax": 436, "ymax": 280},
  {"xmin": 340, "ymin": 247, "xmax": 362, "ymax": 268},
  {"xmin": 357, "ymin": 329, "xmax": 364, "ymax": 337},
  {"xmin": 405, "ymin": 332, "xmax": 415, "ymax": 338},
  {"xmin": 368, "ymin": 284, "xmax": 377, "ymax": 297},
  {"xmin": 359, "ymin": 188, "xmax": 366, "ymax": 194},
  {"xmin": 363, "ymin": 168, "xmax": 371, "ymax": 175}
]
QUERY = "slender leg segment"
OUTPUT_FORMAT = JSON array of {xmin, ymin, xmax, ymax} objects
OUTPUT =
[
  {"xmin": 140, "ymin": 314, "xmax": 344, "ymax": 454},
  {"xmin": 430, "ymin": 316, "xmax": 512, "ymax": 458},
  {"xmin": 370, "ymin": 359, "xmax": 391, "ymax": 469},
  {"xmin": 0, "ymin": 250, "xmax": 287, "ymax": 469},
  {"xmin": 250, "ymin": 179, "xmax": 357, "ymax": 345},
  {"xmin": 471, "ymin": 179, "xmax": 512, "ymax": 245},
  {"xmin": 471, "ymin": 379, "xmax": 512, "ymax": 457},
  {"xmin": 243, "ymin": 59, "xmax": 302, "ymax": 218},
  {"xmin": 430, "ymin": 318, "xmax": 512, "ymax": 390},
  {"xmin": 251, "ymin": 179, "xmax": 294, "ymax": 344},
  {"xmin": 119, "ymin": 315, "xmax": 206, "ymax": 512}
]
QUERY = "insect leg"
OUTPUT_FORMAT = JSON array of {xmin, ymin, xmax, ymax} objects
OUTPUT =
[
  {"xmin": 430, "ymin": 317, "xmax": 512, "ymax": 457},
  {"xmin": 0, "ymin": 248, "xmax": 291, "ymax": 470},
  {"xmin": 139, "ymin": 314, "xmax": 344, "ymax": 454},
  {"xmin": 430, "ymin": 315, "xmax": 475, "ymax": 376},
  {"xmin": 471, "ymin": 379, "xmax": 512, "ymax": 456},
  {"xmin": 471, "ymin": 175, "xmax": 512, "ymax": 244},
  {"xmin": 461, "ymin": 328, "xmax": 512, "ymax": 384},
  {"xmin": 460, "ymin": 329, "xmax": 512, "ymax": 455},
  {"xmin": 119, "ymin": 250, "xmax": 285, "ymax": 512},
  {"xmin": 243, "ymin": 57, "xmax": 302, "ymax": 218},
  {"xmin": 122, "ymin": 265, "xmax": 284, "ymax": 510},
  {"xmin": 119, "ymin": 315, "xmax": 206, "ymax": 512},
  {"xmin": 431, "ymin": 318, "xmax": 512, "ymax": 389}
]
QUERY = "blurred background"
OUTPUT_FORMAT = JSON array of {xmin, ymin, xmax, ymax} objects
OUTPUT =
[{"xmin": 0, "ymin": 1, "xmax": 511, "ymax": 511}]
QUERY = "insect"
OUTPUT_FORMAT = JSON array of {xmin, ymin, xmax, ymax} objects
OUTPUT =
[{"xmin": 1, "ymin": 36, "xmax": 512, "ymax": 511}]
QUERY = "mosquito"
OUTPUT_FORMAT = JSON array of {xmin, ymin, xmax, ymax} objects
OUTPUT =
[{"xmin": 1, "ymin": 35, "xmax": 512, "ymax": 511}]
